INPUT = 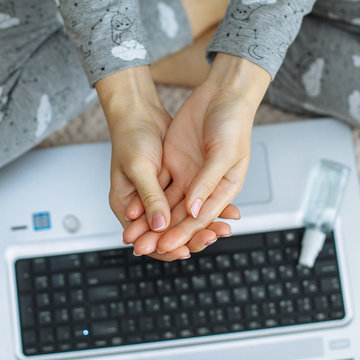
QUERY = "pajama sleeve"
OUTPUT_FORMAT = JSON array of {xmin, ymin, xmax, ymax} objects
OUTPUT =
[
  {"xmin": 207, "ymin": 0, "xmax": 317, "ymax": 80},
  {"xmin": 57, "ymin": 0, "xmax": 152, "ymax": 86}
]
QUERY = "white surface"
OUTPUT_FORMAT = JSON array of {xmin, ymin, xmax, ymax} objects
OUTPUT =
[
  {"xmin": 298, "ymin": 228, "xmax": 326, "ymax": 268},
  {"xmin": 1, "ymin": 119, "xmax": 360, "ymax": 359}
]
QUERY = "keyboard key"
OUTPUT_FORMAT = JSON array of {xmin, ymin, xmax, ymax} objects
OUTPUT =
[
  {"xmin": 16, "ymin": 261, "xmax": 32, "ymax": 292},
  {"xmin": 38, "ymin": 310, "xmax": 52, "ymax": 325},
  {"xmin": 245, "ymin": 304, "xmax": 260, "ymax": 319},
  {"xmin": 175, "ymin": 312, "xmax": 191, "ymax": 328},
  {"xmin": 198, "ymin": 257, "xmax": 214, "ymax": 271},
  {"xmin": 70, "ymin": 289, "xmax": 84, "ymax": 304},
  {"xmin": 250, "ymin": 285, "xmax": 266, "ymax": 300},
  {"xmin": 209, "ymin": 273, "xmax": 225, "ymax": 288},
  {"xmin": 121, "ymin": 319, "xmax": 136, "ymax": 332},
  {"xmin": 68, "ymin": 272, "xmax": 82, "ymax": 287},
  {"xmin": 84, "ymin": 252, "xmax": 99, "ymax": 267},
  {"xmin": 180, "ymin": 294, "xmax": 196, "ymax": 308},
  {"xmin": 39, "ymin": 328, "xmax": 54, "ymax": 343},
  {"xmin": 145, "ymin": 298, "xmax": 161, "ymax": 312},
  {"xmin": 52, "ymin": 274, "xmax": 66, "ymax": 288},
  {"xmin": 192, "ymin": 275, "xmax": 207, "ymax": 290},
  {"xmin": 216, "ymin": 255, "xmax": 232, "ymax": 270},
  {"xmin": 156, "ymin": 279, "xmax": 172, "ymax": 294},
  {"xmin": 314, "ymin": 296, "xmax": 329, "ymax": 311},
  {"xmin": 232, "ymin": 253, "xmax": 249, "ymax": 267},
  {"xmin": 279, "ymin": 299, "xmax": 295, "ymax": 315},
  {"xmin": 296, "ymin": 297, "xmax": 311, "ymax": 313},
  {"xmin": 56, "ymin": 326, "xmax": 71, "ymax": 342},
  {"xmin": 302, "ymin": 279, "xmax": 318, "ymax": 294},
  {"xmin": 22, "ymin": 329, "xmax": 37, "ymax": 345},
  {"xmin": 320, "ymin": 278, "xmax": 341, "ymax": 292},
  {"xmin": 162, "ymin": 295, "xmax": 178, "ymax": 311},
  {"xmin": 32, "ymin": 258, "xmax": 47, "ymax": 274},
  {"xmin": 127, "ymin": 299, "xmax": 143, "ymax": 315},
  {"xmin": 53, "ymin": 291, "xmax": 67, "ymax": 305},
  {"xmin": 330, "ymin": 294, "xmax": 343, "ymax": 309},
  {"xmin": 109, "ymin": 302, "xmax": 125, "ymax": 317},
  {"xmin": 233, "ymin": 287, "xmax": 249, "ymax": 302},
  {"xmin": 215, "ymin": 289, "xmax": 231, "ymax": 305},
  {"xmin": 268, "ymin": 249, "xmax": 283, "ymax": 264},
  {"xmin": 192, "ymin": 310, "xmax": 207, "ymax": 326},
  {"xmin": 88, "ymin": 286, "xmax": 119, "ymax": 301},
  {"xmin": 262, "ymin": 302, "xmax": 277, "ymax": 317},
  {"xmin": 138, "ymin": 281, "xmax": 155, "ymax": 296},
  {"xmin": 251, "ymin": 251, "xmax": 266, "ymax": 266},
  {"xmin": 261, "ymin": 267, "xmax": 277, "ymax": 282},
  {"xmin": 139, "ymin": 317, "xmax": 154, "ymax": 332},
  {"xmin": 36, "ymin": 293, "xmax": 50, "ymax": 308},
  {"xmin": 35, "ymin": 276, "xmax": 48, "ymax": 290},
  {"xmin": 87, "ymin": 268, "xmax": 126, "ymax": 285},
  {"xmin": 55, "ymin": 309, "xmax": 69, "ymax": 323},
  {"xmin": 315, "ymin": 260, "xmax": 338, "ymax": 275},
  {"xmin": 227, "ymin": 306, "xmax": 242, "ymax": 321},
  {"xmin": 156, "ymin": 314, "xmax": 172, "ymax": 329},
  {"xmin": 278, "ymin": 265, "xmax": 295, "ymax": 280},
  {"xmin": 244, "ymin": 269, "xmax": 260, "ymax": 284},
  {"xmin": 92, "ymin": 321, "xmax": 119, "ymax": 337},
  {"xmin": 209, "ymin": 309, "xmax": 225, "ymax": 323},
  {"xmin": 268, "ymin": 283, "xmax": 283, "ymax": 298},
  {"xmin": 174, "ymin": 277, "xmax": 190, "ymax": 292},
  {"xmin": 50, "ymin": 255, "xmax": 81, "ymax": 271},
  {"xmin": 226, "ymin": 271, "xmax": 242, "ymax": 287},
  {"xmin": 73, "ymin": 307, "xmax": 86, "ymax": 321},
  {"xmin": 283, "ymin": 230, "xmax": 299, "ymax": 246},
  {"xmin": 198, "ymin": 292, "xmax": 214, "ymax": 307},
  {"xmin": 265, "ymin": 232, "xmax": 281, "ymax": 247}
]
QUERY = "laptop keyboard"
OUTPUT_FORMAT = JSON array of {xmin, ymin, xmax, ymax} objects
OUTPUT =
[{"xmin": 15, "ymin": 228, "xmax": 345, "ymax": 356}]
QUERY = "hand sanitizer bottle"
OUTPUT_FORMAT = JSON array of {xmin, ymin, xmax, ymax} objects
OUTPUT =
[{"xmin": 298, "ymin": 159, "xmax": 350, "ymax": 267}]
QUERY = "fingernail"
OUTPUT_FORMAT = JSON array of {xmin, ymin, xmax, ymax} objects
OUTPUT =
[
  {"xmin": 124, "ymin": 216, "xmax": 130, "ymax": 221},
  {"xmin": 133, "ymin": 250, "xmax": 142, "ymax": 257},
  {"xmin": 205, "ymin": 239, "xmax": 217, "ymax": 246},
  {"xmin": 191, "ymin": 199, "xmax": 202, "ymax": 218},
  {"xmin": 218, "ymin": 233, "xmax": 232, "ymax": 238},
  {"xmin": 157, "ymin": 249, "xmax": 166, "ymax": 255},
  {"xmin": 152, "ymin": 213, "xmax": 166, "ymax": 231},
  {"xmin": 179, "ymin": 255, "xmax": 191, "ymax": 260}
]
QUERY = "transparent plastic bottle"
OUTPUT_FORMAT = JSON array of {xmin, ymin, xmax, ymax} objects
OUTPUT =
[{"xmin": 299, "ymin": 159, "xmax": 350, "ymax": 267}]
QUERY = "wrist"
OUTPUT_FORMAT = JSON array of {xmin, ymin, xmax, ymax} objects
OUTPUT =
[
  {"xmin": 95, "ymin": 66, "xmax": 169, "ymax": 135},
  {"xmin": 205, "ymin": 53, "xmax": 271, "ymax": 113}
]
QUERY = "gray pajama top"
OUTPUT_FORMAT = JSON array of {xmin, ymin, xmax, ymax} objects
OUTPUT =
[{"xmin": 57, "ymin": 0, "xmax": 317, "ymax": 86}]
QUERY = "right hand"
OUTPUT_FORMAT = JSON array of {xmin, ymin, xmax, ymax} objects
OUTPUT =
[{"xmin": 95, "ymin": 66, "xmax": 172, "ymax": 232}]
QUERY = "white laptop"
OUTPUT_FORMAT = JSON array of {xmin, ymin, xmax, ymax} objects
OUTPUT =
[{"xmin": 1, "ymin": 119, "xmax": 359, "ymax": 360}]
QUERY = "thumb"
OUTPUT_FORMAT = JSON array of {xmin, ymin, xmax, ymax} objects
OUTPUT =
[
  {"xmin": 185, "ymin": 152, "xmax": 233, "ymax": 218},
  {"xmin": 126, "ymin": 163, "xmax": 170, "ymax": 232}
]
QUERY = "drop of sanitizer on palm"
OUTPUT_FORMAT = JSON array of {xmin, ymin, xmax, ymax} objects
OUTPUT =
[{"xmin": 299, "ymin": 159, "xmax": 350, "ymax": 268}]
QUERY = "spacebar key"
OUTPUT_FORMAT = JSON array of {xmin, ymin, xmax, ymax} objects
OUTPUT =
[
  {"xmin": 88, "ymin": 286, "xmax": 119, "ymax": 301},
  {"xmin": 92, "ymin": 321, "xmax": 119, "ymax": 337}
]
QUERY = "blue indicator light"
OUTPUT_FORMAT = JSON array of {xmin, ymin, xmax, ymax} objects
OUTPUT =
[
  {"xmin": 33, "ymin": 212, "xmax": 51, "ymax": 231},
  {"xmin": 83, "ymin": 329, "xmax": 89, "ymax": 336}
]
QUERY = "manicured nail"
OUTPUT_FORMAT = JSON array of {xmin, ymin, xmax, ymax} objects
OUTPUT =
[
  {"xmin": 152, "ymin": 213, "xmax": 165, "ymax": 231},
  {"xmin": 191, "ymin": 199, "xmax": 202, "ymax": 218},
  {"xmin": 133, "ymin": 250, "xmax": 142, "ymax": 257},
  {"xmin": 157, "ymin": 249, "xmax": 166, "ymax": 255},
  {"xmin": 124, "ymin": 215, "xmax": 130, "ymax": 221},
  {"xmin": 205, "ymin": 239, "xmax": 217, "ymax": 246},
  {"xmin": 179, "ymin": 255, "xmax": 191, "ymax": 260}
]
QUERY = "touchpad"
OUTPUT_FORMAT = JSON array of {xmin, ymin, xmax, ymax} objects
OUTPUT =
[{"xmin": 234, "ymin": 141, "xmax": 272, "ymax": 206}]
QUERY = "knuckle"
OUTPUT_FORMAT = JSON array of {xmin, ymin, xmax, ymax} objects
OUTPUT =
[{"xmin": 141, "ymin": 192, "xmax": 162, "ymax": 209}]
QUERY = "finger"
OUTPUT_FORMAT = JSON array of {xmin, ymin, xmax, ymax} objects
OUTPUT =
[
  {"xmin": 186, "ymin": 221, "xmax": 233, "ymax": 253},
  {"xmin": 158, "ymin": 158, "xmax": 249, "ymax": 253},
  {"xmin": 146, "ymin": 246, "xmax": 190, "ymax": 262},
  {"xmin": 109, "ymin": 170, "xmax": 138, "ymax": 228},
  {"xmin": 122, "ymin": 216, "xmax": 148, "ymax": 244},
  {"xmin": 133, "ymin": 198, "xmax": 188, "ymax": 254},
  {"xmin": 219, "ymin": 204, "xmax": 241, "ymax": 219},
  {"xmin": 185, "ymin": 151, "xmax": 239, "ymax": 218},
  {"xmin": 126, "ymin": 163, "xmax": 170, "ymax": 232},
  {"xmin": 126, "ymin": 167, "xmax": 171, "ymax": 221}
]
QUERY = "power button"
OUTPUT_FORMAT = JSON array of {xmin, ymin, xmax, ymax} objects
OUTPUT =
[{"xmin": 63, "ymin": 215, "xmax": 80, "ymax": 233}]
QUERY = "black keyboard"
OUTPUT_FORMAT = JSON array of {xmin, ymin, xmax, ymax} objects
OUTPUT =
[{"xmin": 15, "ymin": 228, "xmax": 345, "ymax": 356}]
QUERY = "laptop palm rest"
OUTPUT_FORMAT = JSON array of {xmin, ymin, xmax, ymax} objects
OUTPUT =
[{"xmin": 235, "ymin": 141, "xmax": 272, "ymax": 206}]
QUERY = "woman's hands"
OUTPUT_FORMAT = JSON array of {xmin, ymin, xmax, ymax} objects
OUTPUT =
[
  {"xmin": 126, "ymin": 54, "xmax": 271, "ymax": 258},
  {"xmin": 95, "ymin": 64, "xmax": 240, "ymax": 260}
]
